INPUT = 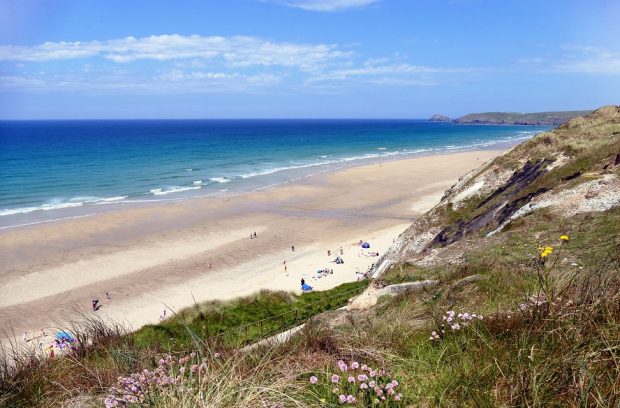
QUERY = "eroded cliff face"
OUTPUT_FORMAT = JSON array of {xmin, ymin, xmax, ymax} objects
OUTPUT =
[{"xmin": 374, "ymin": 106, "xmax": 620, "ymax": 274}]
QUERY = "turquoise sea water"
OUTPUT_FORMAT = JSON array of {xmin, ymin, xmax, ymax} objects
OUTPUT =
[{"xmin": 0, "ymin": 120, "xmax": 550, "ymax": 228}]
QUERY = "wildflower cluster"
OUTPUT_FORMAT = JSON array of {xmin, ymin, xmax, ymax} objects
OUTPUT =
[
  {"xmin": 310, "ymin": 359, "xmax": 403, "ymax": 405},
  {"xmin": 538, "ymin": 245, "xmax": 554, "ymax": 258},
  {"xmin": 538, "ymin": 234, "xmax": 569, "ymax": 260},
  {"xmin": 430, "ymin": 310, "xmax": 483, "ymax": 342},
  {"xmin": 104, "ymin": 352, "xmax": 207, "ymax": 407}
]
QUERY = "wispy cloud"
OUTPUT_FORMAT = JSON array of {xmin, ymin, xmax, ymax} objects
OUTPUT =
[
  {"xmin": 0, "ymin": 33, "xmax": 484, "ymax": 94},
  {"xmin": 553, "ymin": 46, "xmax": 620, "ymax": 75},
  {"xmin": 267, "ymin": 0, "xmax": 379, "ymax": 12},
  {"xmin": 518, "ymin": 45, "xmax": 620, "ymax": 75},
  {"xmin": 306, "ymin": 61, "xmax": 482, "ymax": 86},
  {"xmin": 0, "ymin": 34, "xmax": 348, "ymax": 71}
]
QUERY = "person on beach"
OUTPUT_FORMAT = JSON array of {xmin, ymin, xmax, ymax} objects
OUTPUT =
[
  {"xmin": 253, "ymin": 232, "xmax": 257, "ymax": 238},
  {"xmin": 291, "ymin": 245, "xmax": 295, "ymax": 251},
  {"xmin": 327, "ymin": 249, "xmax": 331, "ymax": 256},
  {"xmin": 92, "ymin": 299, "xmax": 99, "ymax": 311},
  {"xmin": 160, "ymin": 309, "xmax": 167, "ymax": 320},
  {"xmin": 339, "ymin": 246, "xmax": 344, "ymax": 255},
  {"xmin": 301, "ymin": 278, "xmax": 305, "ymax": 286},
  {"xmin": 285, "ymin": 265, "xmax": 288, "ymax": 273},
  {"xmin": 105, "ymin": 291, "xmax": 111, "ymax": 299},
  {"xmin": 209, "ymin": 263, "xmax": 213, "ymax": 269}
]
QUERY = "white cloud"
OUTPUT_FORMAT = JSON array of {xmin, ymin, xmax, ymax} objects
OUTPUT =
[
  {"xmin": 0, "ymin": 34, "xmax": 347, "ymax": 71},
  {"xmin": 269, "ymin": 0, "xmax": 379, "ymax": 12},
  {"xmin": 0, "ymin": 33, "xmax": 486, "ymax": 93},
  {"xmin": 306, "ymin": 62, "xmax": 480, "ymax": 86},
  {"xmin": 553, "ymin": 46, "xmax": 620, "ymax": 75}
]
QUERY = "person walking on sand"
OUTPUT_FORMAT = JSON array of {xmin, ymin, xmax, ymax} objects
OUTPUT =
[
  {"xmin": 105, "ymin": 291, "xmax": 111, "ymax": 299},
  {"xmin": 291, "ymin": 245, "xmax": 295, "ymax": 251},
  {"xmin": 253, "ymin": 232, "xmax": 257, "ymax": 238},
  {"xmin": 339, "ymin": 246, "xmax": 343, "ymax": 255}
]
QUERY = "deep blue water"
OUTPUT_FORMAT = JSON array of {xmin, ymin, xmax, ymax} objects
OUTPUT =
[{"xmin": 0, "ymin": 120, "xmax": 549, "ymax": 226}]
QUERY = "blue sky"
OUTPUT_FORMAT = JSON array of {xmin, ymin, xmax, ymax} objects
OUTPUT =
[{"xmin": 0, "ymin": 0, "xmax": 618, "ymax": 119}]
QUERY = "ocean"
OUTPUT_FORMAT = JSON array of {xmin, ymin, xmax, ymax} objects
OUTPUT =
[{"xmin": 0, "ymin": 120, "xmax": 549, "ymax": 229}]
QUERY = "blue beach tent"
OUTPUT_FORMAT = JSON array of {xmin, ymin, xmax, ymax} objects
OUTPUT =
[
  {"xmin": 55, "ymin": 331, "xmax": 74, "ymax": 342},
  {"xmin": 361, "ymin": 242, "xmax": 370, "ymax": 249}
]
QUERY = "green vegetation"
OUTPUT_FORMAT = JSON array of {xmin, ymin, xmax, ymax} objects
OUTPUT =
[{"xmin": 133, "ymin": 280, "xmax": 367, "ymax": 350}]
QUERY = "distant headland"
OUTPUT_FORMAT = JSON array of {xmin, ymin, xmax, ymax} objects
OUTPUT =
[{"xmin": 429, "ymin": 109, "xmax": 593, "ymax": 125}]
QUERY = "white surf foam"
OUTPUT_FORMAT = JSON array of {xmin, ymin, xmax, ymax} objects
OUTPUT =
[
  {"xmin": 209, "ymin": 177, "xmax": 231, "ymax": 184},
  {"xmin": 150, "ymin": 186, "xmax": 201, "ymax": 196}
]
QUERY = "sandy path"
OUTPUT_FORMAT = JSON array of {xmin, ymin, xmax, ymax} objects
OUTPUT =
[{"xmin": 0, "ymin": 150, "xmax": 501, "ymax": 339}]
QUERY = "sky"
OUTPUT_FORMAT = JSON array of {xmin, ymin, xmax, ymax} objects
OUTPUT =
[{"xmin": 0, "ymin": 0, "xmax": 619, "ymax": 119}]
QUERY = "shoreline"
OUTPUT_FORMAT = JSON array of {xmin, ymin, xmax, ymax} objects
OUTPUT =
[
  {"xmin": 0, "ymin": 140, "xmax": 529, "ymax": 231},
  {"xmin": 0, "ymin": 149, "xmax": 504, "ymax": 343}
]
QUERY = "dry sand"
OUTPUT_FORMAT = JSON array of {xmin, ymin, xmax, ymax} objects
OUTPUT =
[{"xmin": 0, "ymin": 150, "xmax": 501, "ymax": 341}]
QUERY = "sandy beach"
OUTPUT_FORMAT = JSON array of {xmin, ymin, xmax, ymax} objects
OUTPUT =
[{"xmin": 0, "ymin": 150, "xmax": 501, "ymax": 341}]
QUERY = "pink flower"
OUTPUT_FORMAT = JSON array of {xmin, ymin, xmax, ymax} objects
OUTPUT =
[
  {"xmin": 346, "ymin": 395, "xmax": 356, "ymax": 404},
  {"xmin": 394, "ymin": 393, "xmax": 402, "ymax": 401},
  {"xmin": 361, "ymin": 364, "xmax": 368, "ymax": 371},
  {"xmin": 337, "ymin": 360, "xmax": 348, "ymax": 372},
  {"xmin": 391, "ymin": 379, "xmax": 399, "ymax": 387},
  {"xmin": 331, "ymin": 374, "xmax": 340, "ymax": 383},
  {"xmin": 310, "ymin": 376, "xmax": 318, "ymax": 384},
  {"xmin": 387, "ymin": 388, "xmax": 395, "ymax": 396},
  {"xmin": 339, "ymin": 395, "xmax": 347, "ymax": 404},
  {"xmin": 360, "ymin": 382, "xmax": 368, "ymax": 389},
  {"xmin": 190, "ymin": 364, "xmax": 199, "ymax": 373},
  {"xmin": 358, "ymin": 374, "xmax": 368, "ymax": 382},
  {"xmin": 369, "ymin": 370, "xmax": 376, "ymax": 377},
  {"xmin": 369, "ymin": 380, "xmax": 376, "ymax": 387},
  {"xmin": 348, "ymin": 376, "xmax": 355, "ymax": 383},
  {"xmin": 351, "ymin": 361, "xmax": 359, "ymax": 369}
]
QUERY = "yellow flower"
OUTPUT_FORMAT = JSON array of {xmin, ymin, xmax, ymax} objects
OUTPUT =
[
  {"xmin": 545, "ymin": 246, "xmax": 553, "ymax": 253},
  {"xmin": 560, "ymin": 235, "xmax": 570, "ymax": 241},
  {"xmin": 540, "ymin": 251, "xmax": 550, "ymax": 258}
]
